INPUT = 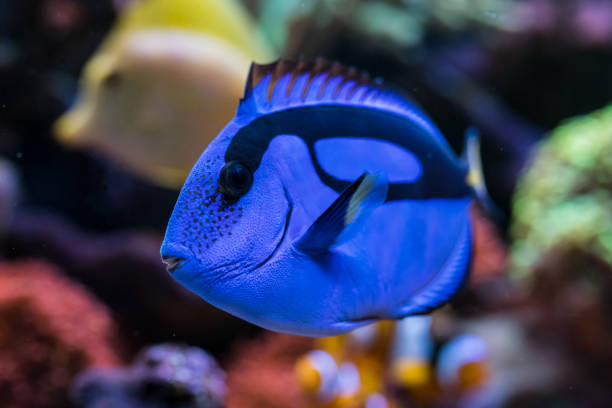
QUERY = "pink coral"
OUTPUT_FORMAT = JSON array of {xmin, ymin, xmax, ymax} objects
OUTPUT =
[
  {"xmin": 226, "ymin": 332, "xmax": 313, "ymax": 408},
  {"xmin": 0, "ymin": 260, "xmax": 123, "ymax": 408},
  {"xmin": 470, "ymin": 206, "xmax": 508, "ymax": 285}
]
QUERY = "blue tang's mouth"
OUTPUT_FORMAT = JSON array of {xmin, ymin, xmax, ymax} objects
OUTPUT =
[
  {"xmin": 160, "ymin": 242, "xmax": 192, "ymax": 275},
  {"xmin": 161, "ymin": 255, "xmax": 183, "ymax": 273}
]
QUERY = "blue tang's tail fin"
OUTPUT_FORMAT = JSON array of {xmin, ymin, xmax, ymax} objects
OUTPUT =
[{"xmin": 462, "ymin": 127, "xmax": 505, "ymax": 222}]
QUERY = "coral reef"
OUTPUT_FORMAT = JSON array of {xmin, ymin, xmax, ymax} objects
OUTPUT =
[
  {"xmin": 225, "ymin": 332, "xmax": 313, "ymax": 408},
  {"xmin": 511, "ymin": 103, "xmax": 612, "ymax": 403},
  {"xmin": 1, "ymin": 1, "xmax": 611, "ymax": 407},
  {"xmin": 0, "ymin": 210, "xmax": 259, "ymax": 355},
  {"xmin": 72, "ymin": 344, "xmax": 225, "ymax": 408},
  {"xmin": 470, "ymin": 206, "xmax": 508, "ymax": 285},
  {"xmin": 512, "ymin": 103, "xmax": 612, "ymax": 278},
  {"xmin": 0, "ymin": 260, "xmax": 122, "ymax": 408}
]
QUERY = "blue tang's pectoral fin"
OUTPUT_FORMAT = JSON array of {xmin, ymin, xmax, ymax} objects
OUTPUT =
[{"xmin": 294, "ymin": 172, "xmax": 388, "ymax": 254}]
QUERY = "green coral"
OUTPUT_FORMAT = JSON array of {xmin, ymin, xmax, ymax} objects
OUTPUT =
[{"xmin": 511, "ymin": 103, "xmax": 612, "ymax": 281}]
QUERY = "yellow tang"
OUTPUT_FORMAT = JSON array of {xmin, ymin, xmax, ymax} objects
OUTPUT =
[{"xmin": 55, "ymin": 0, "xmax": 274, "ymax": 188}]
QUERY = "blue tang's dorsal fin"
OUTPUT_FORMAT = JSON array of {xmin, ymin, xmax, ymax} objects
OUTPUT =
[{"xmin": 236, "ymin": 58, "xmax": 443, "ymax": 141}]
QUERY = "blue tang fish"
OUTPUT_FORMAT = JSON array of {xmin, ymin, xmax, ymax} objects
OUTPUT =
[{"xmin": 161, "ymin": 59, "xmax": 490, "ymax": 337}]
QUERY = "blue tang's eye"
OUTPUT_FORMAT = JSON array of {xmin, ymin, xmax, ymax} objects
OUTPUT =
[{"xmin": 218, "ymin": 161, "xmax": 253, "ymax": 199}]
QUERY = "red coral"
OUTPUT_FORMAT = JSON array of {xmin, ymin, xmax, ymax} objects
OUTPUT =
[
  {"xmin": 225, "ymin": 332, "xmax": 313, "ymax": 408},
  {"xmin": 470, "ymin": 206, "xmax": 508, "ymax": 285},
  {"xmin": 0, "ymin": 260, "xmax": 123, "ymax": 408}
]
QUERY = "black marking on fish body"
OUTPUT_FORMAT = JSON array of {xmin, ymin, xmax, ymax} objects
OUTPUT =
[{"xmin": 224, "ymin": 105, "xmax": 471, "ymax": 201}]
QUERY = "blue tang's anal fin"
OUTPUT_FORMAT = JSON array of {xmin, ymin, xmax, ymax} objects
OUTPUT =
[
  {"xmin": 394, "ymin": 221, "xmax": 472, "ymax": 317},
  {"xmin": 295, "ymin": 172, "xmax": 388, "ymax": 254}
]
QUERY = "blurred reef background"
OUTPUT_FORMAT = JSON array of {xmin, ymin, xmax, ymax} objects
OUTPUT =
[{"xmin": 0, "ymin": 0, "xmax": 611, "ymax": 407}]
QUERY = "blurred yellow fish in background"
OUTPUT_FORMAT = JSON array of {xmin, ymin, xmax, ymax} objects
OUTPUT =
[{"xmin": 54, "ymin": 0, "xmax": 274, "ymax": 188}]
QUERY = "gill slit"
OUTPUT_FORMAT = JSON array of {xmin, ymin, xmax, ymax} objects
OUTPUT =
[{"xmin": 253, "ymin": 185, "xmax": 293, "ymax": 270}]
